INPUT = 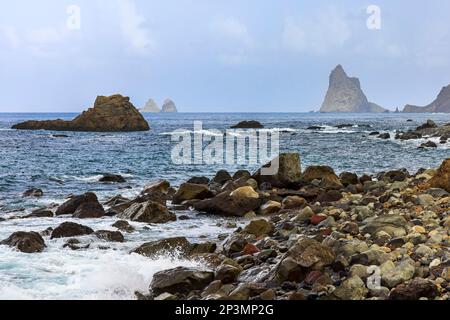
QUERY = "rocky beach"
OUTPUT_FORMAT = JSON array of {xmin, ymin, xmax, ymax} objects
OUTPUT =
[{"xmin": 1, "ymin": 140, "xmax": 449, "ymax": 300}]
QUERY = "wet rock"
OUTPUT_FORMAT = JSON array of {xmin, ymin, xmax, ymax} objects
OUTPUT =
[
  {"xmin": 259, "ymin": 201, "xmax": 281, "ymax": 215},
  {"xmin": 233, "ymin": 170, "xmax": 251, "ymax": 180},
  {"xmin": 27, "ymin": 208, "xmax": 53, "ymax": 218},
  {"xmin": 141, "ymin": 180, "xmax": 171, "ymax": 195},
  {"xmin": 244, "ymin": 219, "xmax": 274, "ymax": 237},
  {"xmin": 132, "ymin": 237, "xmax": 191, "ymax": 257},
  {"xmin": 73, "ymin": 199, "xmax": 105, "ymax": 219},
  {"xmin": 242, "ymin": 243, "xmax": 260, "ymax": 255},
  {"xmin": 419, "ymin": 141, "xmax": 437, "ymax": 148},
  {"xmin": 230, "ymin": 120, "xmax": 264, "ymax": 129},
  {"xmin": 211, "ymin": 170, "xmax": 232, "ymax": 185},
  {"xmin": 94, "ymin": 230, "xmax": 124, "ymax": 242},
  {"xmin": 187, "ymin": 176, "xmax": 210, "ymax": 185},
  {"xmin": 99, "ymin": 174, "xmax": 126, "ymax": 183},
  {"xmin": 223, "ymin": 234, "xmax": 248, "ymax": 255},
  {"xmin": 281, "ymin": 196, "xmax": 306, "ymax": 210},
  {"xmin": 150, "ymin": 267, "xmax": 214, "ymax": 295},
  {"xmin": 23, "ymin": 188, "xmax": 43, "ymax": 198},
  {"xmin": 339, "ymin": 172, "xmax": 358, "ymax": 186},
  {"xmin": 389, "ymin": 278, "xmax": 438, "ymax": 300},
  {"xmin": 50, "ymin": 222, "xmax": 94, "ymax": 239},
  {"xmin": 301, "ymin": 166, "xmax": 343, "ymax": 190},
  {"xmin": 361, "ymin": 215, "xmax": 408, "ymax": 237},
  {"xmin": 215, "ymin": 265, "xmax": 241, "ymax": 284},
  {"xmin": 429, "ymin": 158, "xmax": 450, "ymax": 192},
  {"xmin": 416, "ymin": 119, "xmax": 437, "ymax": 130},
  {"xmin": 252, "ymin": 153, "xmax": 302, "ymax": 188},
  {"xmin": 172, "ymin": 183, "xmax": 214, "ymax": 204},
  {"xmin": 380, "ymin": 170, "xmax": 409, "ymax": 182},
  {"xmin": 56, "ymin": 192, "xmax": 104, "ymax": 218},
  {"xmin": 0, "ymin": 231, "xmax": 46, "ymax": 253},
  {"xmin": 118, "ymin": 201, "xmax": 176, "ymax": 224},
  {"xmin": 112, "ymin": 220, "xmax": 135, "ymax": 233},
  {"xmin": 333, "ymin": 276, "xmax": 368, "ymax": 300},
  {"xmin": 377, "ymin": 133, "xmax": 390, "ymax": 139}
]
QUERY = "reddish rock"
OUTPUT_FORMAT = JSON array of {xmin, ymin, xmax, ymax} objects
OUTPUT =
[
  {"xmin": 311, "ymin": 215, "xmax": 327, "ymax": 225},
  {"xmin": 242, "ymin": 243, "xmax": 260, "ymax": 255}
]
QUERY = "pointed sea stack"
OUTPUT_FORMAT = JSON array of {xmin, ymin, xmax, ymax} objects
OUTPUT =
[
  {"xmin": 320, "ymin": 65, "xmax": 387, "ymax": 113},
  {"xmin": 161, "ymin": 99, "xmax": 178, "ymax": 113}
]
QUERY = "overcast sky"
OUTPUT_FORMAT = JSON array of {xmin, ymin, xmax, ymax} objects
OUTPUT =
[{"xmin": 1, "ymin": 0, "xmax": 449, "ymax": 112}]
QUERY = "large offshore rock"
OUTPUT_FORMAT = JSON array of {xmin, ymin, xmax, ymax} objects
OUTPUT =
[
  {"xmin": 320, "ymin": 65, "xmax": 387, "ymax": 113},
  {"xmin": 12, "ymin": 94, "xmax": 150, "ymax": 132},
  {"xmin": 403, "ymin": 84, "xmax": 450, "ymax": 113},
  {"xmin": 161, "ymin": 99, "xmax": 178, "ymax": 113}
]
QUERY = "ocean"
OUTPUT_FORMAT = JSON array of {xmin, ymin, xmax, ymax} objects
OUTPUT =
[{"xmin": 0, "ymin": 112, "xmax": 449, "ymax": 299}]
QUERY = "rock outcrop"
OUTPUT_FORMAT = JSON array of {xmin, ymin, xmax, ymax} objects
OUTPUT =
[
  {"xmin": 403, "ymin": 85, "xmax": 450, "ymax": 113},
  {"xmin": 0, "ymin": 232, "xmax": 46, "ymax": 253},
  {"xmin": 140, "ymin": 99, "xmax": 161, "ymax": 113},
  {"xmin": 320, "ymin": 65, "xmax": 387, "ymax": 113},
  {"xmin": 12, "ymin": 94, "xmax": 150, "ymax": 132},
  {"xmin": 161, "ymin": 99, "xmax": 178, "ymax": 113},
  {"xmin": 231, "ymin": 121, "xmax": 264, "ymax": 129}
]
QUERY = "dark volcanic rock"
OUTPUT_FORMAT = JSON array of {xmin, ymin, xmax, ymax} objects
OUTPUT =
[
  {"xmin": 151, "ymin": 267, "xmax": 214, "ymax": 295},
  {"xmin": 55, "ymin": 192, "xmax": 104, "ymax": 218},
  {"xmin": 12, "ymin": 94, "xmax": 150, "ymax": 132},
  {"xmin": 50, "ymin": 222, "xmax": 94, "ymax": 239},
  {"xmin": 27, "ymin": 208, "xmax": 54, "ymax": 218},
  {"xmin": 230, "ymin": 121, "xmax": 264, "ymax": 129},
  {"xmin": 23, "ymin": 188, "xmax": 43, "ymax": 198},
  {"xmin": 94, "ymin": 230, "xmax": 124, "ymax": 242},
  {"xmin": 187, "ymin": 176, "xmax": 210, "ymax": 185},
  {"xmin": 99, "ymin": 174, "xmax": 126, "ymax": 183},
  {"xmin": 1, "ymin": 231, "xmax": 46, "ymax": 253}
]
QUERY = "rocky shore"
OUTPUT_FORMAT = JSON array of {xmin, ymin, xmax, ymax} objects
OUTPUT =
[{"xmin": 1, "ymin": 154, "xmax": 449, "ymax": 300}]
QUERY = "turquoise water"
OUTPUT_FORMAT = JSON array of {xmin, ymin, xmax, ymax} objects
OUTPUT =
[{"xmin": 0, "ymin": 112, "xmax": 449, "ymax": 299}]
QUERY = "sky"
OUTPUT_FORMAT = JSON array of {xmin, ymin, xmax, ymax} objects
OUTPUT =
[{"xmin": 0, "ymin": 0, "xmax": 450, "ymax": 112}]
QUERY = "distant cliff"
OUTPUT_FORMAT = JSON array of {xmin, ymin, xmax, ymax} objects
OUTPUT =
[
  {"xmin": 403, "ymin": 85, "xmax": 450, "ymax": 113},
  {"xmin": 161, "ymin": 99, "xmax": 178, "ymax": 113},
  {"xmin": 320, "ymin": 65, "xmax": 387, "ymax": 113},
  {"xmin": 141, "ymin": 99, "xmax": 160, "ymax": 113}
]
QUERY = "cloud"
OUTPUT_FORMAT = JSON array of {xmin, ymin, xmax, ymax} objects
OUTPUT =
[
  {"xmin": 282, "ymin": 6, "xmax": 351, "ymax": 54},
  {"xmin": 210, "ymin": 17, "xmax": 253, "ymax": 65},
  {"xmin": 115, "ymin": 0, "xmax": 157, "ymax": 55}
]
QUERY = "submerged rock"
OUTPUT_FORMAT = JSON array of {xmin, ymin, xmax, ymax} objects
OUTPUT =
[
  {"xmin": 230, "ymin": 121, "xmax": 264, "ymax": 129},
  {"xmin": 0, "ymin": 231, "xmax": 46, "ymax": 253},
  {"xmin": 12, "ymin": 94, "xmax": 150, "ymax": 132},
  {"xmin": 23, "ymin": 188, "xmax": 43, "ymax": 198},
  {"xmin": 99, "ymin": 174, "xmax": 126, "ymax": 183}
]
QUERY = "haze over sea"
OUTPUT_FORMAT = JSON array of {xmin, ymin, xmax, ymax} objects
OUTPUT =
[{"xmin": 0, "ymin": 112, "xmax": 449, "ymax": 299}]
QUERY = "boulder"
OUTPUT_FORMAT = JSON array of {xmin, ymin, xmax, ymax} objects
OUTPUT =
[
  {"xmin": 281, "ymin": 196, "xmax": 306, "ymax": 209},
  {"xmin": 194, "ymin": 190, "xmax": 261, "ymax": 217},
  {"xmin": 94, "ymin": 230, "xmax": 124, "ymax": 242},
  {"xmin": 99, "ymin": 174, "xmax": 126, "ymax": 183},
  {"xmin": 27, "ymin": 208, "xmax": 53, "ymax": 218},
  {"xmin": 118, "ymin": 201, "xmax": 176, "ymax": 224},
  {"xmin": 230, "ymin": 121, "xmax": 264, "ymax": 129},
  {"xmin": 259, "ymin": 201, "xmax": 281, "ymax": 215},
  {"xmin": 23, "ymin": 188, "xmax": 43, "ymax": 198},
  {"xmin": 244, "ymin": 219, "xmax": 274, "ymax": 237},
  {"xmin": 112, "ymin": 220, "xmax": 135, "ymax": 233},
  {"xmin": 141, "ymin": 180, "xmax": 171, "ymax": 195},
  {"xmin": 339, "ymin": 172, "xmax": 358, "ymax": 186},
  {"xmin": 361, "ymin": 215, "xmax": 408, "ymax": 237},
  {"xmin": 252, "ymin": 153, "xmax": 302, "ymax": 188},
  {"xmin": 230, "ymin": 186, "xmax": 259, "ymax": 199},
  {"xmin": 12, "ymin": 94, "xmax": 150, "ymax": 132},
  {"xmin": 333, "ymin": 276, "xmax": 368, "ymax": 300},
  {"xmin": 0, "ymin": 231, "xmax": 46, "ymax": 253},
  {"xmin": 172, "ymin": 183, "xmax": 214, "ymax": 204},
  {"xmin": 301, "ymin": 166, "xmax": 343, "ymax": 190},
  {"xmin": 215, "ymin": 265, "xmax": 241, "ymax": 284},
  {"xmin": 132, "ymin": 237, "xmax": 192, "ymax": 257},
  {"xmin": 378, "ymin": 133, "xmax": 390, "ymax": 139},
  {"xmin": 429, "ymin": 158, "xmax": 450, "ymax": 192},
  {"xmin": 211, "ymin": 170, "xmax": 232, "ymax": 185},
  {"xmin": 55, "ymin": 192, "xmax": 104, "ymax": 218},
  {"xmin": 73, "ymin": 200, "xmax": 105, "ymax": 219},
  {"xmin": 382, "ymin": 260, "xmax": 415, "ymax": 288},
  {"xmin": 150, "ymin": 267, "xmax": 214, "ymax": 295},
  {"xmin": 187, "ymin": 176, "xmax": 210, "ymax": 185},
  {"xmin": 273, "ymin": 237, "xmax": 335, "ymax": 283},
  {"xmin": 50, "ymin": 222, "xmax": 94, "ymax": 239},
  {"xmin": 419, "ymin": 141, "xmax": 437, "ymax": 148},
  {"xmin": 389, "ymin": 278, "xmax": 439, "ymax": 300}
]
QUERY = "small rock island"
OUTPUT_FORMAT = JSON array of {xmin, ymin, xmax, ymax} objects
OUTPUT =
[
  {"xmin": 320, "ymin": 65, "xmax": 387, "ymax": 113},
  {"xmin": 140, "ymin": 99, "xmax": 161, "ymax": 113},
  {"xmin": 12, "ymin": 94, "xmax": 150, "ymax": 132},
  {"xmin": 161, "ymin": 99, "xmax": 178, "ymax": 113}
]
